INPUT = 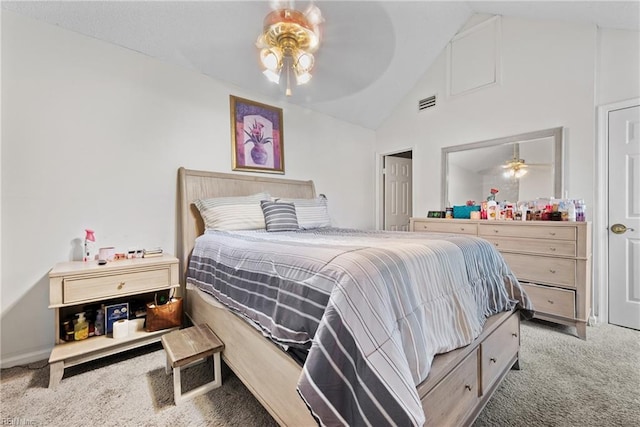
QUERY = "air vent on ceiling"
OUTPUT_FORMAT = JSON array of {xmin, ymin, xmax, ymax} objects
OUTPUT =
[{"xmin": 418, "ymin": 95, "xmax": 436, "ymax": 111}]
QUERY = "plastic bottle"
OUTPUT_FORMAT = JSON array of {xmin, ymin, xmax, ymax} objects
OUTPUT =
[
  {"xmin": 94, "ymin": 305, "xmax": 104, "ymax": 336},
  {"xmin": 74, "ymin": 312, "xmax": 89, "ymax": 340},
  {"xmin": 567, "ymin": 200, "xmax": 576, "ymax": 221},
  {"xmin": 83, "ymin": 229, "xmax": 96, "ymax": 262},
  {"xmin": 487, "ymin": 201, "xmax": 498, "ymax": 220}
]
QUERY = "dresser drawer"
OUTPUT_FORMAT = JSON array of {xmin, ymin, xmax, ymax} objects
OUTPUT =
[
  {"xmin": 481, "ymin": 313, "xmax": 519, "ymax": 394},
  {"xmin": 63, "ymin": 266, "xmax": 173, "ymax": 304},
  {"xmin": 502, "ymin": 253, "xmax": 576, "ymax": 287},
  {"xmin": 522, "ymin": 283, "xmax": 576, "ymax": 318},
  {"xmin": 478, "ymin": 224, "xmax": 576, "ymax": 241},
  {"xmin": 423, "ymin": 350, "xmax": 479, "ymax": 426},
  {"xmin": 412, "ymin": 220, "xmax": 477, "ymax": 235},
  {"xmin": 484, "ymin": 236, "xmax": 576, "ymax": 257}
]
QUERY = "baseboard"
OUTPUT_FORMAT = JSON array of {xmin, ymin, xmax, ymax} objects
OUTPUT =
[{"xmin": 1, "ymin": 348, "xmax": 50, "ymax": 369}]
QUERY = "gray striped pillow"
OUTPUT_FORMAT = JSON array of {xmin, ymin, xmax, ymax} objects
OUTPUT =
[
  {"xmin": 195, "ymin": 192, "xmax": 270, "ymax": 230},
  {"xmin": 260, "ymin": 200, "xmax": 299, "ymax": 232},
  {"xmin": 280, "ymin": 195, "xmax": 331, "ymax": 229}
]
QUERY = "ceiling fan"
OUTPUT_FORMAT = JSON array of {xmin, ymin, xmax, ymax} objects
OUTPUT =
[{"xmin": 501, "ymin": 144, "xmax": 529, "ymax": 178}]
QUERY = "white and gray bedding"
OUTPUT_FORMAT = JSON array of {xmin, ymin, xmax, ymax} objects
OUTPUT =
[{"xmin": 187, "ymin": 227, "xmax": 532, "ymax": 426}]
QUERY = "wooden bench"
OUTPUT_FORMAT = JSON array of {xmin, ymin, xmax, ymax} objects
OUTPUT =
[{"xmin": 161, "ymin": 323, "xmax": 224, "ymax": 404}]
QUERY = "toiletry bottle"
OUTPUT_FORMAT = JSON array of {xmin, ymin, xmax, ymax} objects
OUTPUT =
[
  {"xmin": 567, "ymin": 200, "xmax": 576, "ymax": 221},
  {"xmin": 74, "ymin": 312, "xmax": 89, "ymax": 340},
  {"xmin": 94, "ymin": 305, "xmax": 104, "ymax": 336},
  {"xmin": 83, "ymin": 229, "xmax": 96, "ymax": 262}
]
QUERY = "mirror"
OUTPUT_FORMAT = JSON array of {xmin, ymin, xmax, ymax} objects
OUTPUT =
[{"xmin": 442, "ymin": 127, "xmax": 564, "ymax": 208}]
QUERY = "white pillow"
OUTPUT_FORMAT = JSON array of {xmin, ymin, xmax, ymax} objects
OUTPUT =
[
  {"xmin": 279, "ymin": 195, "xmax": 331, "ymax": 229},
  {"xmin": 195, "ymin": 192, "xmax": 270, "ymax": 231}
]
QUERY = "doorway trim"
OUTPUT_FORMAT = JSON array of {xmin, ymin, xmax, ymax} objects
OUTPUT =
[
  {"xmin": 595, "ymin": 97, "xmax": 640, "ymax": 325},
  {"xmin": 376, "ymin": 147, "xmax": 415, "ymax": 230}
]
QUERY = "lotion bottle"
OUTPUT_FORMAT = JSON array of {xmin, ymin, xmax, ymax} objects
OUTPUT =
[
  {"xmin": 74, "ymin": 312, "xmax": 89, "ymax": 340},
  {"xmin": 94, "ymin": 305, "xmax": 104, "ymax": 336}
]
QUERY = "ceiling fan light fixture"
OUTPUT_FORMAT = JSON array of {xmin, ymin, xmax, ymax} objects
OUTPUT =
[
  {"xmin": 295, "ymin": 70, "xmax": 312, "ymax": 85},
  {"xmin": 256, "ymin": 4, "xmax": 322, "ymax": 96},
  {"xmin": 295, "ymin": 52, "xmax": 314, "ymax": 72},
  {"xmin": 260, "ymin": 48, "xmax": 282, "ymax": 71},
  {"xmin": 263, "ymin": 68, "xmax": 281, "ymax": 84}
]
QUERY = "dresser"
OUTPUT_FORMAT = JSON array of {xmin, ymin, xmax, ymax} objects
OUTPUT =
[{"xmin": 410, "ymin": 218, "xmax": 592, "ymax": 339}]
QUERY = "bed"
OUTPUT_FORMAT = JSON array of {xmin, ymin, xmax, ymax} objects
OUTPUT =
[{"xmin": 177, "ymin": 167, "xmax": 532, "ymax": 426}]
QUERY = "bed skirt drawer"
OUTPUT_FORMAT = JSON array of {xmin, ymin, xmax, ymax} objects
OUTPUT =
[
  {"xmin": 423, "ymin": 350, "xmax": 479, "ymax": 426},
  {"xmin": 63, "ymin": 267, "xmax": 173, "ymax": 304},
  {"xmin": 521, "ymin": 283, "xmax": 576, "ymax": 319},
  {"xmin": 481, "ymin": 313, "xmax": 519, "ymax": 394},
  {"xmin": 502, "ymin": 253, "xmax": 576, "ymax": 288}
]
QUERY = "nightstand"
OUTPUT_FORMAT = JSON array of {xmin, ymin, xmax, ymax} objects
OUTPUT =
[{"xmin": 48, "ymin": 254, "xmax": 180, "ymax": 387}]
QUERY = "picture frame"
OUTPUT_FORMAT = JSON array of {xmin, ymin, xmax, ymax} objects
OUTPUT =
[{"xmin": 230, "ymin": 95, "xmax": 284, "ymax": 174}]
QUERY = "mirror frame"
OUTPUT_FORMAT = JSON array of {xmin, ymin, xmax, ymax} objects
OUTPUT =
[{"xmin": 441, "ymin": 127, "xmax": 564, "ymax": 209}]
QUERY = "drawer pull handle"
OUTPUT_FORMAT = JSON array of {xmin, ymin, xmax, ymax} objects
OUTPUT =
[
  {"xmin": 549, "ymin": 269, "xmax": 556, "ymax": 274},
  {"xmin": 494, "ymin": 243, "xmax": 499, "ymax": 247},
  {"xmin": 549, "ymin": 232, "xmax": 556, "ymax": 236},
  {"xmin": 465, "ymin": 384, "xmax": 473, "ymax": 391},
  {"xmin": 548, "ymin": 299, "xmax": 555, "ymax": 304},
  {"xmin": 512, "ymin": 333, "xmax": 518, "ymax": 338},
  {"xmin": 490, "ymin": 357, "xmax": 497, "ymax": 363},
  {"xmin": 550, "ymin": 247, "xmax": 556, "ymax": 251},
  {"xmin": 494, "ymin": 230, "xmax": 499, "ymax": 233},
  {"xmin": 118, "ymin": 282, "xmax": 125, "ymax": 290},
  {"xmin": 460, "ymin": 228, "xmax": 465, "ymax": 231}
]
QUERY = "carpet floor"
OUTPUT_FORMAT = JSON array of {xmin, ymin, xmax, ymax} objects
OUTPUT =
[{"xmin": 1, "ymin": 319, "xmax": 638, "ymax": 426}]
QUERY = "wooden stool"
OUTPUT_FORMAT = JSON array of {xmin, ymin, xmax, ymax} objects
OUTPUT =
[{"xmin": 161, "ymin": 323, "xmax": 224, "ymax": 404}]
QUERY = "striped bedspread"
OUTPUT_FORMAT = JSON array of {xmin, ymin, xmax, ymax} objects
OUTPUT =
[{"xmin": 187, "ymin": 228, "xmax": 532, "ymax": 426}]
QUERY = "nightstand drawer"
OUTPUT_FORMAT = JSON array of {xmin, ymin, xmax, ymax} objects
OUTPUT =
[
  {"xmin": 502, "ymin": 253, "xmax": 576, "ymax": 288},
  {"xmin": 521, "ymin": 283, "xmax": 576, "ymax": 319},
  {"xmin": 481, "ymin": 313, "xmax": 519, "ymax": 394},
  {"xmin": 412, "ymin": 220, "xmax": 477, "ymax": 235},
  {"xmin": 484, "ymin": 236, "xmax": 576, "ymax": 257},
  {"xmin": 478, "ymin": 224, "xmax": 576, "ymax": 240},
  {"xmin": 63, "ymin": 267, "xmax": 172, "ymax": 304}
]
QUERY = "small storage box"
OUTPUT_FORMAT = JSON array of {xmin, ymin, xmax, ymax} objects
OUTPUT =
[{"xmin": 453, "ymin": 205, "xmax": 481, "ymax": 219}]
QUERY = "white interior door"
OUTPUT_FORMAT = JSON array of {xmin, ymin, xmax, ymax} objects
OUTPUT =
[
  {"xmin": 609, "ymin": 105, "xmax": 640, "ymax": 330},
  {"xmin": 384, "ymin": 156, "xmax": 412, "ymax": 231}
]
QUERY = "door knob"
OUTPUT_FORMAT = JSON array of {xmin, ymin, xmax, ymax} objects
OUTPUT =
[{"xmin": 610, "ymin": 224, "xmax": 635, "ymax": 234}]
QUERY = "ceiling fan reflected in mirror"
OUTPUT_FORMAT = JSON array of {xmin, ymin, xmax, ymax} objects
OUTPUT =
[{"xmin": 502, "ymin": 144, "xmax": 528, "ymax": 178}]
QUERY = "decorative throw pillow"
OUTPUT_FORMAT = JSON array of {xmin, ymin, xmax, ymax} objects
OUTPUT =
[
  {"xmin": 194, "ymin": 192, "xmax": 270, "ymax": 231},
  {"xmin": 279, "ymin": 195, "xmax": 331, "ymax": 229},
  {"xmin": 260, "ymin": 200, "xmax": 299, "ymax": 232}
]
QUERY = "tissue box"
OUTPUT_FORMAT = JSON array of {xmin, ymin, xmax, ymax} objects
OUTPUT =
[{"xmin": 453, "ymin": 205, "xmax": 481, "ymax": 219}]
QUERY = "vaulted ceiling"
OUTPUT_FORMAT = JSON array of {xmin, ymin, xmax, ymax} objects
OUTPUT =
[{"xmin": 3, "ymin": 1, "xmax": 639, "ymax": 129}]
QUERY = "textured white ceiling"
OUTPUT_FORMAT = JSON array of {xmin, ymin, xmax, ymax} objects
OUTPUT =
[{"xmin": 3, "ymin": 1, "xmax": 639, "ymax": 129}]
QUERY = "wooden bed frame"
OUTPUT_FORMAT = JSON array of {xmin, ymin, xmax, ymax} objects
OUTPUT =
[{"xmin": 177, "ymin": 167, "xmax": 521, "ymax": 426}]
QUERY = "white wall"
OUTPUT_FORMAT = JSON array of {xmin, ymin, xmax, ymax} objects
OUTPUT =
[
  {"xmin": 597, "ymin": 29, "xmax": 640, "ymax": 106},
  {"xmin": 377, "ymin": 15, "xmax": 597, "ymax": 217},
  {"xmin": 0, "ymin": 12, "xmax": 375, "ymax": 366}
]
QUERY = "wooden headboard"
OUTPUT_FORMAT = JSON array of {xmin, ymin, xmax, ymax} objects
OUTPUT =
[{"xmin": 176, "ymin": 167, "xmax": 316, "ymax": 288}]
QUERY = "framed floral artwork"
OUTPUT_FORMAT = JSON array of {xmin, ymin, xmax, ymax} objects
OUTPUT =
[{"xmin": 230, "ymin": 95, "xmax": 284, "ymax": 174}]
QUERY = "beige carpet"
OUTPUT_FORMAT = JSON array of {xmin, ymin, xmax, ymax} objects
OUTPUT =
[{"xmin": 1, "ymin": 319, "xmax": 638, "ymax": 426}]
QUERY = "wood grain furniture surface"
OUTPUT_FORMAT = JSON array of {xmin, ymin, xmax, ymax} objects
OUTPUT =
[
  {"xmin": 161, "ymin": 323, "xmax": 224, "ymax": 404},
  {"xmin": 411, "ymin": 217, "xmax": 592, "ymax": 339},
  {"xmin": 177, "ymin": 167, "xmax": 522, "ymax": 426},
  {"xmin": 48, "ymin": 254, "xmax": 180, "ymax": 387}
]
